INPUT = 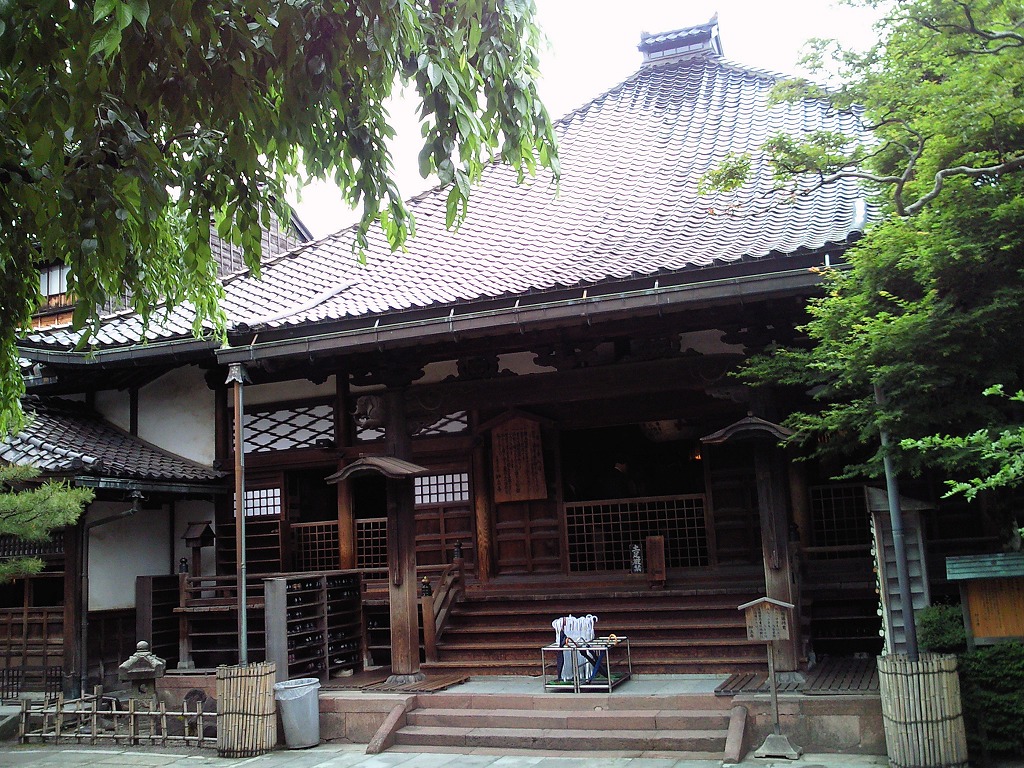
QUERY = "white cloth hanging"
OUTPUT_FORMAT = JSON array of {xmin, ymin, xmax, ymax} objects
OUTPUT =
[{"xmin": 552, "ymin": 614, "xmax": 599, "ymax": 681}]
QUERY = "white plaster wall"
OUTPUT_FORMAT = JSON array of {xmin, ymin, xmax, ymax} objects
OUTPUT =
[
  {"xmin": 678, "ymin": 329, "xmax": 743, "ymax": 355},
  {"xmin": 86, "ymin": 501, "xmax": 171, "ymax": 611},
  {"xmin": 93, "ymin": 390, "xmax": 131, "ymax": 432},
  {"xmin": 245, "ymin": 376, "xmax": 335, "ymax": 406},
  {"xmin": 138, "ymin": 365, "xmax": 216, "ymax": 465},
  {"xmin": 498, "ymin": 351, "xmax": 557, "ymax": 376},
  {"xmin": 173, "ymin": 500, "xmax": 218, "ymax": 577}
]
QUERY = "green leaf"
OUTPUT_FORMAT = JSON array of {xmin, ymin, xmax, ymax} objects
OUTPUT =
[
  {"xmin": 128, "ymin": 0, "xmax": 150, "ymax": 27},
  {"xmin": 116, "ymin": 1, "xmax": 133, "ymax": 31},
  {"xmin": 93, "ymin": 0, "xmax": 118, "ymax": 23},
  {"xmin": 427, "ymin": 62, "xmax": 443, "ymax": 88}
]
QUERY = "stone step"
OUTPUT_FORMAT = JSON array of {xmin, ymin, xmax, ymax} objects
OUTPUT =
[
  {"xmin": 407, "ymin": 707, "xmax": 729, "ymax": 731},
  {"xmin": 418, "ymin": 691, "xmax": 734, "ymax": 711},
  {"xmin": 395, "ymin": 724, "xmax": 729, "ymax": 752}
]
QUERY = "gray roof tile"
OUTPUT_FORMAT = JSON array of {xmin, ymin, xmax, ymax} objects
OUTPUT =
[
  {"xmin": 22, "ymin": 53, "xmax": 867, "ymax": 354},
  {"xmin": 0, "ymin": 397, "xmax": 222, "ymax": 483}
]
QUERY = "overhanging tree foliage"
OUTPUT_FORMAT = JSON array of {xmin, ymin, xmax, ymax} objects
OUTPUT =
[
  {"xmin": 0, "ymin": 466, "xmax": 93, "ymax": 582},
  {"xmin": 703, "ymin": 1, "xmax": 1024, "ymax": 498},
  {"xmin": 705, "ymin": 0, "xmax": 1024, "ymax": 216},
  {"xmin": 0, "ymin": 0, "xmax": 559, "ymax": 435}
]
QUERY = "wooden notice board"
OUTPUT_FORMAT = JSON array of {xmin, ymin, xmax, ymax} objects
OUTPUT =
[
  {"xmin": 738, "ymin": 597, "xmax": 793, "ymax": 641},
  {"xmin": 491, "ymin": 416, "xmax": 547, "ymax": 503},
  {"xmin": 947, "ymin": 552, "xmax": 1024, "ymax": 647},
  {"xmin": 965, "ymin": 578, "xmax": 1024, "ymax": 641}
]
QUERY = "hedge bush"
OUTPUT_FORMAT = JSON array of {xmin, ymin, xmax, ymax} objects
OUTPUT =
[{"xmin": 916, "ymin": 604, "xmax": 1024, "ymax": 760}]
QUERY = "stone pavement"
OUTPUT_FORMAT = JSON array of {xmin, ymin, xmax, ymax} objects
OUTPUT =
[{"xmin": 0, "ymin": 743, "xmax": 891, "ymax": 768}]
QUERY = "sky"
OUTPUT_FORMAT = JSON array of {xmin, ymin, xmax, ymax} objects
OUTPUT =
[{"xmin": 289, "ymin": 0, "xmax": 880, "ymax": 238}]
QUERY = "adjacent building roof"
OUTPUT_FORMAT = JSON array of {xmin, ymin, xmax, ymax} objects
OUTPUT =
[
  {"xmin": 0, "ymin": 397, "xmax": 222, "ymax": 483},
  {"xmin": 19, "ymin": 23, "xmax": 868, "ymax": 363}
]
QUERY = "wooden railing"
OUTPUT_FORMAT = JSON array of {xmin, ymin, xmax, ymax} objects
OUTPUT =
[
  {"xmin": 419, "ymin": 559, "xmax": 465, "ymax": 663},
  {"xmin": 21, "ymin": 686, "xmax": 215, "ymax": 747},
  {"xmin": 177, "ymin": 573, "xmax": 268, "ymax": 611}
]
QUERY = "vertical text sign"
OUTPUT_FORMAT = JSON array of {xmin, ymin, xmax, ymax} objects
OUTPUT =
[{"xmin": 492, "ymin": 416, "xmax": 547, "ymax": 503}]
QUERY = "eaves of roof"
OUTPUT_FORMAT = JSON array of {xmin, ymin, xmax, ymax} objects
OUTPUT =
[
  {"xmin": 0, "ymin": 396, "xmax": 224, "ymax": 484},
  {"xmin": 18, "ymin": 335, "xmax": 217, "ymax": 367},
  {"xmin": 217, "ymin": 257, "xmax": 836, "ymax": 366}
]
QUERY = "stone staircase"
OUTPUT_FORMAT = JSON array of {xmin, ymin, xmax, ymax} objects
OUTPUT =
[
  {"xmin": 389, "ymin": 692, "xmax": 736, "ymax": 756},
  {"xmin": 422, "ymin": 582, "xmax": 768, "ymax": 676}
]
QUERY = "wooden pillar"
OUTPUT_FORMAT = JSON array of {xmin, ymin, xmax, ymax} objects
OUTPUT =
[
  {"xmin": 336, "ymin": 373, "xmax": 356, "ymax": 569},
  {"xmin": 385, "ymin": 388, "xmax": 423, "ymax": 683},
  {"xmin": 337, "ymin": 467, "xmax": 356, "ymax": 569},
  {"xmin": 472, "ymin": 432, "xmax": 493, "ymax": 583},
  {"xmin": 62, "ymin": 523, "xmax": 83, "ymax": 696},
  {"xmin": 788, "ymin": 462, "xmax": 811, "ymax": 549},
  {"xmin": 753, "ymin": 444, "xmax": 800, "ymax": 672}
]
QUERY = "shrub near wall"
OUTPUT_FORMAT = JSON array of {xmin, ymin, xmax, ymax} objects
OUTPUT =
[{"xmin": 916, "ymin": 604, "xmax": 1024, "ymax": 760}]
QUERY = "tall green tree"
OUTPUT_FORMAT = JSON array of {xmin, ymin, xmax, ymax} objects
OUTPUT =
[
  {"xmin": 0, "ymin": 0, "xmax": 559, "ymax": 434},
  {"xmin": 704, "ymin": 0, "xmax": 1024, "ymax": 495},
  {"xmin": 0, "ymin": 466, "xmax": 93, "ymax": 582}
]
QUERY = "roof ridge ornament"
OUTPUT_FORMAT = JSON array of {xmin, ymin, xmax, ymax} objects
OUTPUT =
[{"xmin": 638, "ymin": 14, "xmax": 723, "ymax": 65}]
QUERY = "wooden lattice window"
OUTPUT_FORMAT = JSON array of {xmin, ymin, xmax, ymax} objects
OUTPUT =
[
  {"xmin": 291, "ymin": 522, "xmax": 340, "ymax": 571},
  {"xmin": 233, "ymin": 487, "xmax": 282, "ymax": 518},
  {"xmin": 414, "ymin": 473, "xmax": 470, "ymax": 506},
  {"xmin": 355, "ymin": 517, "xmax": 388, "ymax": 570},
  {"xmin": 239, "ymin": 401, "xmax": 334, "ymax": 453},
  {"xmin": 809, "ymin": 485, "xmax": 870, "ymax": 551},
  {"xmin": 416, "ymin": 411, "xmax": 469, "ymax": 437},
  {"xmin": 564, "ymin": 495, "xmax": 709, "ymax": 572},
  {"xmin": 355, "ymin": 411, "xmax": 469, "ymax": 443}
]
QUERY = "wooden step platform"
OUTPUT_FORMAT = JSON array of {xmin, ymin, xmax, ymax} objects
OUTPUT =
[{"xmin": 714, "ymin": 656, "xmax": 879, "ymax": 696}]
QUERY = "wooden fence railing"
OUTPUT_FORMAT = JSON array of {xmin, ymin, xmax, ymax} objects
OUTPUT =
[
  {"xmin": 21, "ymin": 686, "xmax": 215, "ymax": 747},
  {"xmin": 419, "ymin": 559, "xmax": 465, "ymax": 663}
]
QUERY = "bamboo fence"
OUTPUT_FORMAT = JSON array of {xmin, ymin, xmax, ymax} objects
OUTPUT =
[
  {"xmin": 877, "ymin": 653, "xmax": 969, "ymax": 768},
  {"xmin": 215, "ymin": 662, "xmax": 277, "ymax": 757}
]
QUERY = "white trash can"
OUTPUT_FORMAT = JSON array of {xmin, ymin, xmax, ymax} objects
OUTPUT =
[{"xmin": 273, "ymin": 677, "xmax": 321, "ymax": 749}]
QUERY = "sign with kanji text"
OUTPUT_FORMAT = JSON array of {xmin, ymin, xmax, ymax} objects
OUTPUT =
[
  {"xmin": 491, "ymin": 416, "xmax": 547, "ymax": 503},
  {"xmin": 738, "ymin": 597, "xmax": 794, "ymax": 641}
]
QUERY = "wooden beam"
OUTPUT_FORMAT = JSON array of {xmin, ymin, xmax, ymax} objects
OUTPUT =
[{"xmin": 408, "ymin": 354, "xmax": 744, "ymax": 414}]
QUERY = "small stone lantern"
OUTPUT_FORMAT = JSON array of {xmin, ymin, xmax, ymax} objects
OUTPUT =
[{"xmin": 118, "ymin": 641, "xmax": 167, "ymax": 703}]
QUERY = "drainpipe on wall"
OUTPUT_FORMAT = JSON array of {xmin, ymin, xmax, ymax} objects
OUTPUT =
[
  {"xmin": 874, "ymin": 383, "xmax": 920, "ymax": 661},
  {"xmin": 226, "ymin": 362, "xmax": 250, "ymax": 666},
  {"xmin": 79, "ymin": 490, "xmax": 143, "ymax": 696}
]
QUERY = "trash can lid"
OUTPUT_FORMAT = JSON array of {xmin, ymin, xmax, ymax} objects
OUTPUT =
[{"xmin": 273, "ymin": 677, "xmax": 321, "ymax": 690}]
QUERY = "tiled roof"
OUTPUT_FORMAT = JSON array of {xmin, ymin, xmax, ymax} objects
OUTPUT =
[
  {"xmin": 0, "ymin": 397, "xmax": 222, "ymax": 482},
  {"xmin": 21, "ymin": 51, "xmax": 868, "ymax": 355}
]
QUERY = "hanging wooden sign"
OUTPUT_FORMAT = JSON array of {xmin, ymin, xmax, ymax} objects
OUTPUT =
[
  {"xmin": 491, "ymin": 416, "xmax": 547, "ymax": 503},
  {"xmin": 738, "ymin": 597, "xmax": 793, "ymax": 641}
]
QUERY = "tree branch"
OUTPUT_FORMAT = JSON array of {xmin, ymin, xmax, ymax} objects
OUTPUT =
[
  {"xmin": 912, "ymin": 1, "xmax": 1024, "ymax": 54},
  {"xmin": 903, "ymin": 155, "xmax": 1024, "ymax": 214}
]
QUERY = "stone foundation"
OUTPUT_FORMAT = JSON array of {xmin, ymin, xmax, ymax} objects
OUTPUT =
[
  {"xmin": 735, "ymin": 693, "xmax": 885, "ymax": 755},
  {"xmin": 319, "ymin": 692, "xmax": 414, "ymax": 743}
]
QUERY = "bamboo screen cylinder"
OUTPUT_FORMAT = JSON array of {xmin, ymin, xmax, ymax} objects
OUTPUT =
[
  {"xmin": 216, "ymin": 662, "xmax": 277, "ymax": 757},
  {"xmin": 877, "ymin": 653, "xmax": 968, "ymax": 768}
]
